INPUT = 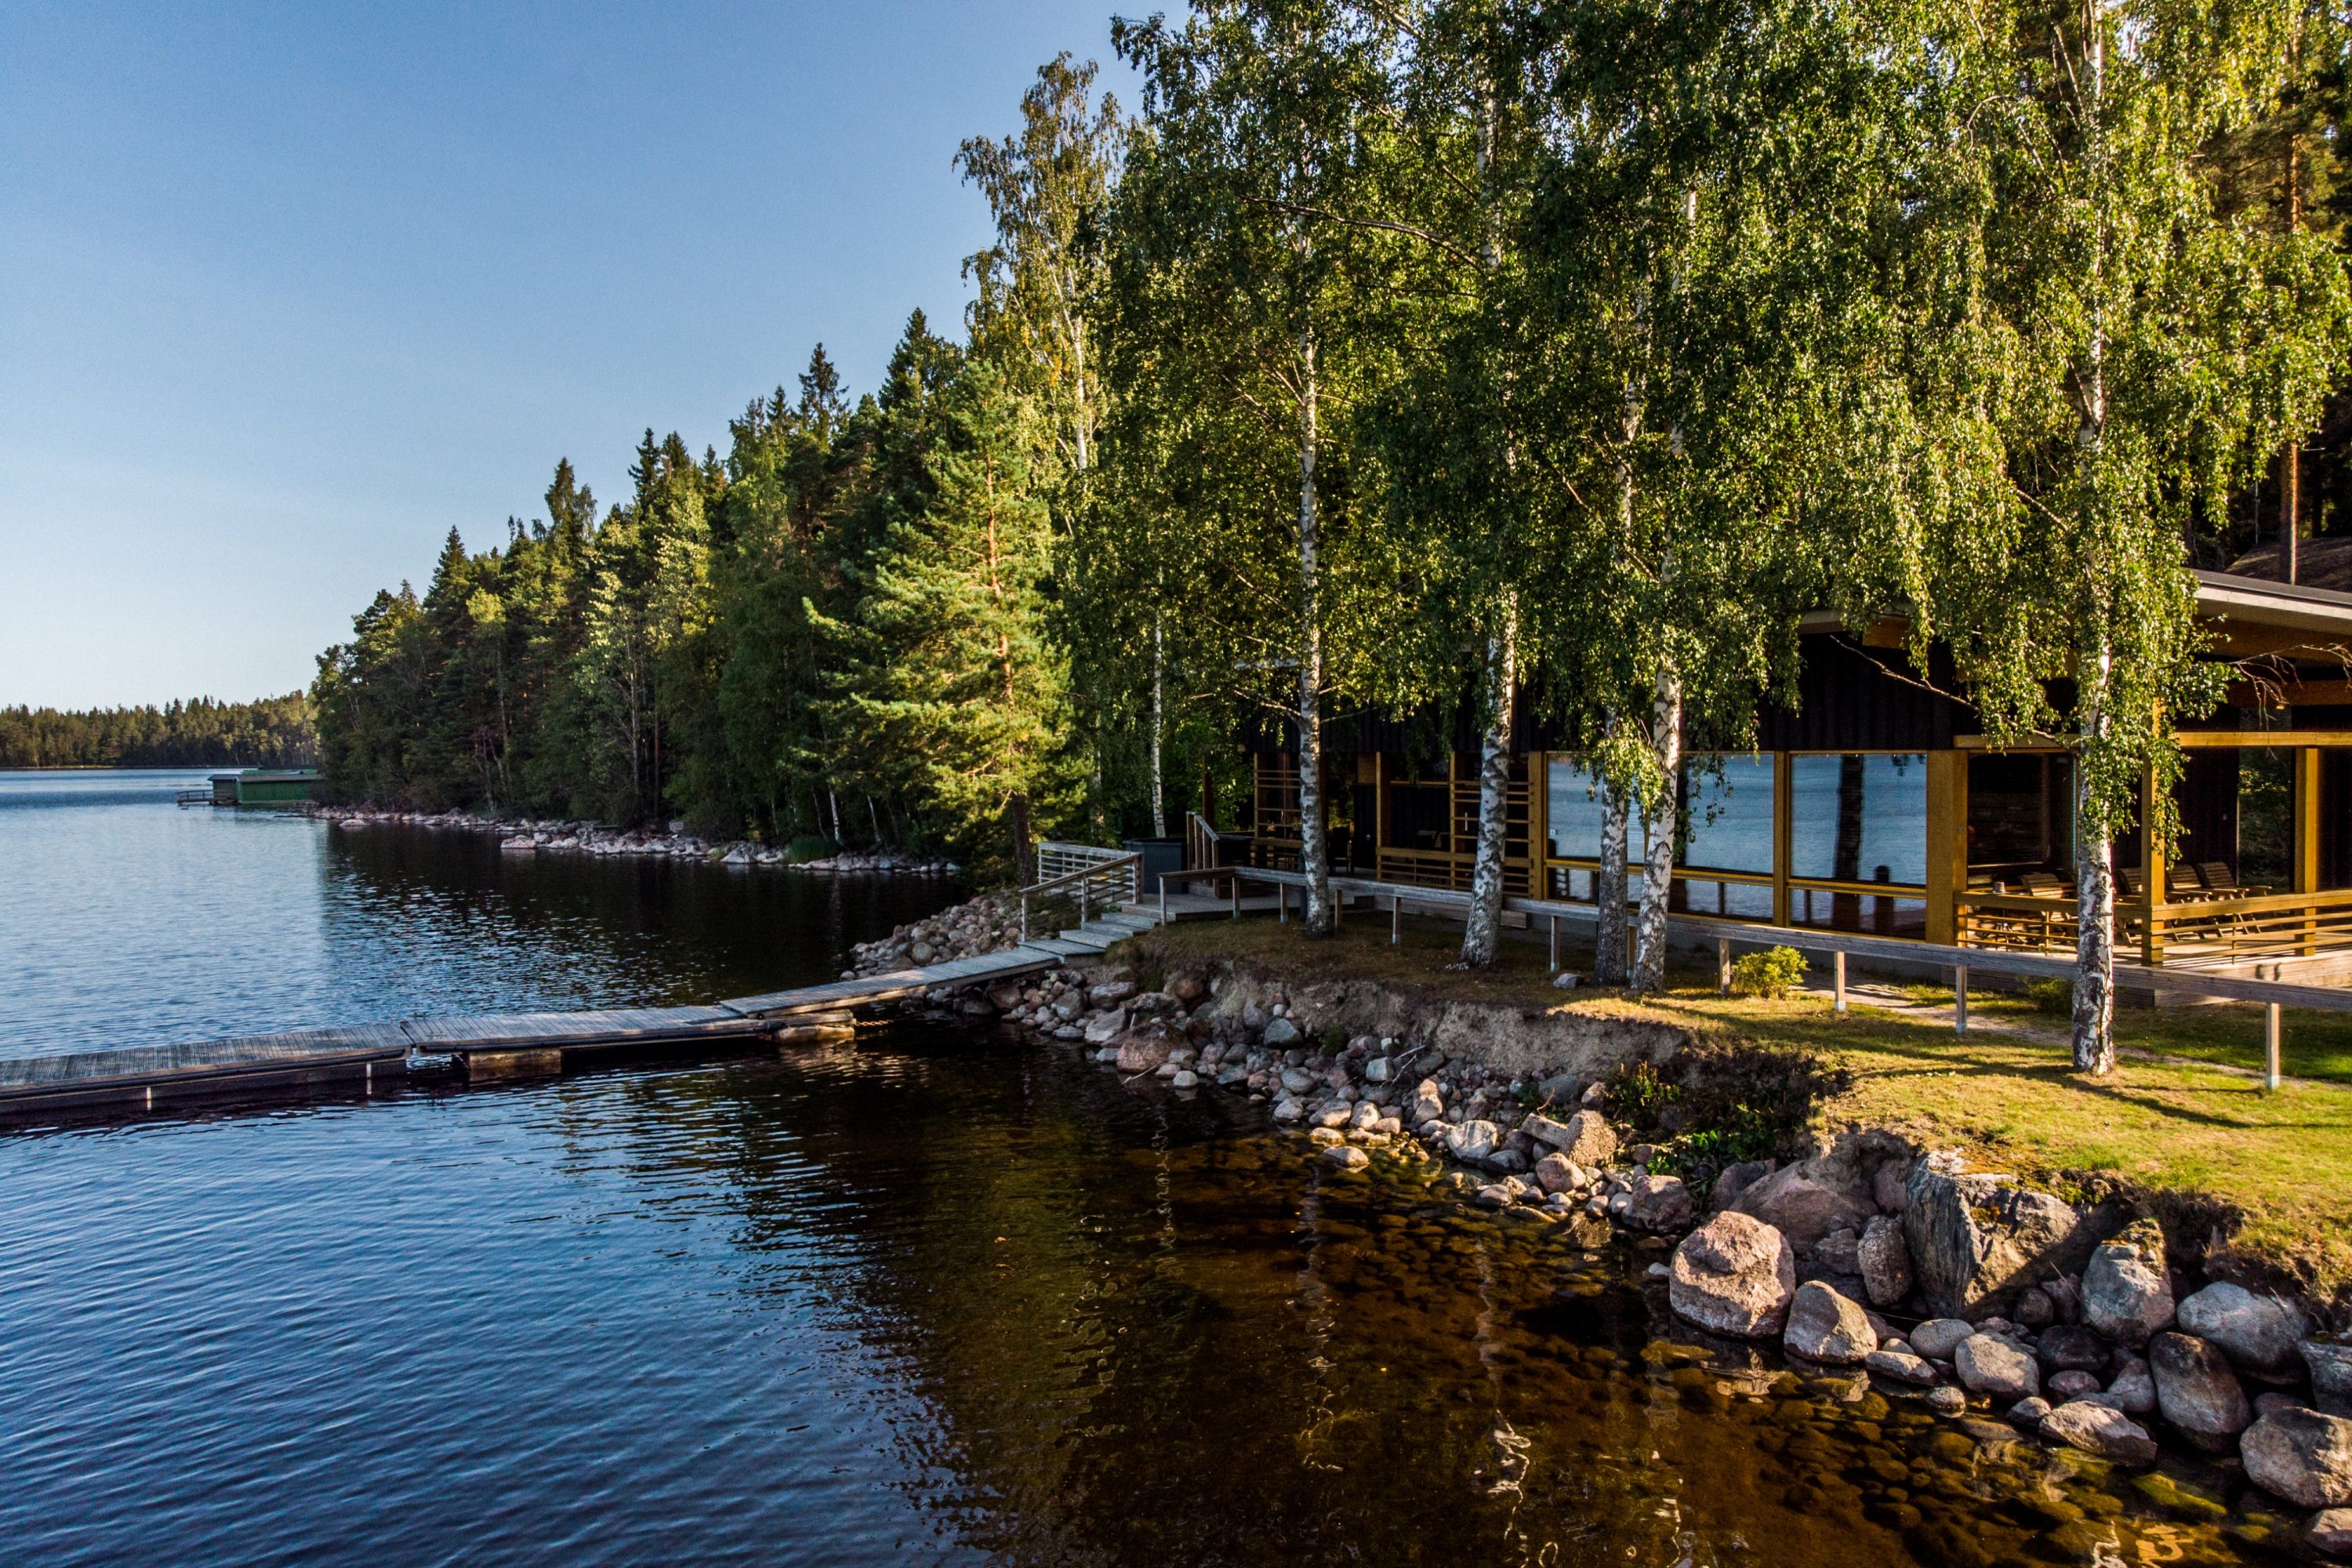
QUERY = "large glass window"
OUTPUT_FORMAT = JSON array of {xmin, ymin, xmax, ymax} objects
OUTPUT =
[
  {"xmin": 1967, "ymin": 753, "xmax": 2073, "ymax": 886},
  {"xmin": 1789, "ymin": 753, "xmax": 1926, "ymax": 886},
  {"xmin": 1683, "ymin": 755, "xmax": 1775, "ymax": 874},
  {"xmin": 2238, "ymin": 748, "xmax": 2295, "ymax": 891},
  {"xmin": 1546, "ymin": 759, "xmax": 1646, "ymax": 860}
]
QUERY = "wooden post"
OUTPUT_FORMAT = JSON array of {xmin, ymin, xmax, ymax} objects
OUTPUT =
[
  {"xmin": 2142, "ymin": 761, "xmax": 2164, "ymax": 967},
  {"xmin": 1834, "ymin": 950, "xmax": 1847, "ymax": 1014},
  {"xmin": 1955, "ymin": 966, "xmax": 1969, "ymax": 1035},
  {"xmin": 1392, "ymin": 895, "xmax": 1402, "ymax": 946},
  {"xmin": 1926, "ymin": 750, "xmax": 1963, "ymax": 945},
  {"xmin": 1374, "ymin": 750, "xmax": 1390, "ymax": 884},
  {"xmin": 2297, "ymin": 747, "xmax": 2321, "ymax": 957},
  {"xmin": 1231, "ymin": 873, "xmax": 1240, "ymax": 921},
  {"xmin": 1553, "ymin": 916, "xmax": 1563, "ymax": 975},
  {"xmin": 1278, "ymin": 881, "xmax": 1287, "ymax": 924},
  {"xmin": 1772, "ymin": 752, "xmax": 1791, "ymax": 927},
  {"xmin": 2266, "ymin": 1001, "xmax": 2283, "ymax": 1091},
  {"xmin": 1717, "ymin": 938, "xmax": 1732, "ymax": 995}
]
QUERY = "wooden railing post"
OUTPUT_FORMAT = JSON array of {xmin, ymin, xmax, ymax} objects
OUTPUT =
[
  {"xmin": 1717, "ymin": 938, "xmax": 1731, "ymax": 995},
  {"xmin": 1955, "ymin": 966, "xmax": 1969, "ymax": 1035},
  {"xmin": 1834, "ymin": 951, "xmax": 1847, "ymax": 1014},
  {"xmin": 2266, "ymin": 1001, "xmax": 2283, "ymax": 1091}
]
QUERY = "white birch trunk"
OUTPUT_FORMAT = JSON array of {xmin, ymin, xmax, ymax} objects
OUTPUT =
[
  {"xmin": 1297, "ymin": 321, "xmax": 1332, "ymax": 935},
  {"xmin": 1595, "ymin": 729, "xmax": 1629, "ymax": 986},
  {"xmin": 2072, "ymin": 665, "xmax": 2117, "ymax": 1074},
  {"xmin": 2071, "ymin": 0, "xmax": 2117, "ymax": 1074},
  {"xmin": 1631, "ymin": 665, "xmax": 1682, "ymax": 992},
  {"xmin": 1150, "ymin": 612, "xmax": 1167, "ymax": 839},
  {"xmin": 1460, "ymin": 593, "xmax": 1518, "ymax": 967}
]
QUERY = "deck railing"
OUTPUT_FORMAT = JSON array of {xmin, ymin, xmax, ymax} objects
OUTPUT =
[
  {"xmin": 1018, "ymin": 844, "xmax": 1142, "ymax": 943},
  {"xmin": 1958, "ymin": 887, "xmax": 2352, "ymax": 967}
]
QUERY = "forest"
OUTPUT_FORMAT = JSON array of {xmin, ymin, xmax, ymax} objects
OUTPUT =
[
  {"xmin": 314, "ymin": 0, "xmax": 2352, "ymax": 1070},
  {"xmin": 0, "ymin": 695, "xmax": 315, "ymax": 770}
]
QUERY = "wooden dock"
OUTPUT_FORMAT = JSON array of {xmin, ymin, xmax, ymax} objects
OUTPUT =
[{"xmin": 0, "ymin": 911, "xmax": 1155, "ymax": 1122}]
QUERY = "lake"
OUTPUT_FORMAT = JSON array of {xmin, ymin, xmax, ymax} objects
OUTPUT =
[{"xmin": 0, "ymin": 772, "xmax": 2274, "ymax": 1565}]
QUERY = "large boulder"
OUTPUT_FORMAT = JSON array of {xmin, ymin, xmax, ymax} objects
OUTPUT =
[
  {"xmin": 2093, "ymin": 1357, "xmax": 2158, "ymax": 1416},
  {"xmin": 1857, "ymin": 1214, "xmax": 1913, "ymax": 1308},
  {"xmin": 1556, "ymin": 1110, "xmax": 1617, "ymax": 1168},
  {"xmin": 2176, "ymin": 1283, "xmax": 2307, "ymax": 1379},
  {"xmin": 1903, "ymin": 1166, "xmax": 2083, "ymax": 1318},
  {"xmin": 1521, "ymin": 1113, "xmax": 1576, "ymax": 1149},
  {"xmin": 1445, "ymin": 1120, "xmax": 1501, "ymax": 1163},
  {"xmin": 1114, "ymin": 1033, "xmax": 1170, "ymax": 1073},
  {"xmin": 1408, "ymin": 1079, "xmax": 1446, "ymax": 1124},
  {"xmin": 1083, "ymin": 1008, "xmax": 1130, "ymax": 1046},
  {"xmin": 1956, "ymin": 1334, "xmax": 2042, "ymax": 1401},
  {"xmin": 2041, "ymin": 1401, "xmax": 2160, "ymax": 1466},
  {"xmin": 1533, "ymin": 1152, "xmax": 1586, "ymax": 1195},
  {"xmin": 2151, "ymin": 1332, "xmax": 2253, "ymax": 1452},
  {"xmin": 1669, "ymin": 1212, "xmax": 1797, "ymax": 1338},
  {"xmin": 1866, "ymin": 1347, "xmax": 1940, "ymax": 1385},
  {"xmin": 2241, "ymin": 1407, "xmax": 2352, "ymax": 1509},
  {"xmin": 1734, "ymin": 1164, "xmax": 1873, "ymax": 1250},
  {"xmin": 1261, "ymin": 1016, "xmax": 1301, "ymax": 1046},
  {"xmin": 2035, "ymin": 1323, "xmax": 2111, "ymax": 1374},
  {"xmin": 1711, "ymin": 1159, "xmax": 1775, "ymax": 1212},
  {"xmin": 2082, "ymin": 1219, "xmax": 2176, "ymax": 1348},
  {"xmin": 2308, "ymin": 1341, "xmax": 2352, "ymax": 1417},
  {"xmin": 1784, "ymin": 1282, "xmax": 1877, "ymax": 1365},
  {"xmin": 1624, "ymin": 1174, "xmax": 1693, "ymax": 1232}
]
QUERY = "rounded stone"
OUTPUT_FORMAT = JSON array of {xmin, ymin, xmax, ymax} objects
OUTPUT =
[{"xmin": 1669, "ymin": 1211, "xmax": 1797, "ymax": 1339}]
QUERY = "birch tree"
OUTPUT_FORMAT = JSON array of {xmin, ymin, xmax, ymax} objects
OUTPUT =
[{"xmin": 1896, "ymin": 0, "xmax": 2350, "ymax": 1070}]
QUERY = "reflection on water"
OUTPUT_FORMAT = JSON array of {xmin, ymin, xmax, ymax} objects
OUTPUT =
[
  {"xmin": 0, "ymin": 775, "xmax": 2281, "ymax": 1566},
  {"xmin": 0, "ymin": 769, "xmax": 951, "ymax": 1056},
  {"xmin": 0, "ymin": 1029, "xmax": 2276, "ymax": 1567}
]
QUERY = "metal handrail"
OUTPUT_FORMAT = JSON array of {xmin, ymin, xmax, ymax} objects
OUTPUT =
[{"xmin": 1017, "ymin": 851, "xmax": 1142, "ymax": 942}]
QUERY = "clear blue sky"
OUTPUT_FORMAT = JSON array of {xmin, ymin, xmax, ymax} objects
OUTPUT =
[{"xmin": 0, "ymin": 2, "xmax": 1139, "ymax": 709}]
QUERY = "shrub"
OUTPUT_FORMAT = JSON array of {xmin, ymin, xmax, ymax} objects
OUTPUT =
[
  {"xmin": 786, "ymin": 835, "xmax": 836, "ymax": 863},
  {"xmin": 1730, "ymin": 946, "xmax": 1809, "ymax": 1000},
  {"xmin": 2022, "ymin": 977, "xmax": 2072, "ymax": 1015},
  {"xmin": 1606, "ymin": 1060, "xmax": 1679, "ymax": 1133}
]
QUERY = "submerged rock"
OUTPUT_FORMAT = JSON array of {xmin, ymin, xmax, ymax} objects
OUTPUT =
[
  {"xmin": 1865, "ymin": 1348, "xmax": 1939, "ymax": 1386},
  {"xmin": 2041, "ymin": 1400, "xmax": 2159, "ymax": 1466},
  {"xmin": 1669, "ymin": 1212, "xmax": 1796, "ymax": 1339}
]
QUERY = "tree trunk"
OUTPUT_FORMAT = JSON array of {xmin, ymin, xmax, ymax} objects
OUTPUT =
[
  {"xmin": 1297, "ymin": 321, "xmax": 1333, "ymax": 935},
  {"xmin": 2071, "ymin": 666, "xmax": 2116, "ymax": 1074},
  {"xmin": 1460, "ymin": 593, "xmax": 1518, "ymax": 968},
  {"xmin": 1150, "ymin": 612, "xmax": 1167, "ymax": 838},
  {"xmin": 1009, "ymin": 790, "xmax": 1035, "ymax": 887},
  {"xmin": 1631, "ymin": 665, "xmax": 1683, "ymax": 992},
  {"xmin": 1595, "ymin": 731, "xmax": 1629, "ymax": 986}
]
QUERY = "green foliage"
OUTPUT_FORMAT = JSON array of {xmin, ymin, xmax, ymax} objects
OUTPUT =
[
  {"xmin": 785, "ymin": 835, "xmax": 835, "ymax": 863},
  {"xmin": 0, "ymin": 694, "xmax": 314, "ymax": 769},
  {"xmin": 2023, "ymin": 978, "xmax": 2074, "ymax": 1016},
  {"xmin": 1730, "ymin": 947, "xmax": 1809, "ymax": 1001},
  {"xmin": 1605, "ymin": 1060, "xmax": 1679, "ymax": 1133}
]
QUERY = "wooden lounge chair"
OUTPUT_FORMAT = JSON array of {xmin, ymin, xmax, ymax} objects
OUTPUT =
[
  {"xmin": 2117, "ymin": 866, "xmax": 2147, "ymax": 901},
  {"xmin": 2165, "ymin": 864, "xmax": 2209, "ymax": 900},
  {"xmin": 2018, "ymin": 871, "xmax": 2066, "ymax": 898}
]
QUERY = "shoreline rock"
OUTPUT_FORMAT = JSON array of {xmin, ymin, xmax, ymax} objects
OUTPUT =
[{"xmin": 308, "ymin": 804, "xmax": 958, "ymax": 877}]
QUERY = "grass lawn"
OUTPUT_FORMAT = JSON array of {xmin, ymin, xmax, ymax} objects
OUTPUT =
[{"xmin": 1129, "ymin": 912, "xmax": 2352, "ymax": 1294}]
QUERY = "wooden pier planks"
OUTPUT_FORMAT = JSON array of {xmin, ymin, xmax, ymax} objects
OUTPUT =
[{"xmin": 0, "ymin": 934, "xmax": 1116, "ymax": 1118}]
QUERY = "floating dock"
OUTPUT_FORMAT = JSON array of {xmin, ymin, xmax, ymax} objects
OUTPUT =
[{"xmin": 0, "ymin": 920, "xmax": 1149, "ymax": 1122}]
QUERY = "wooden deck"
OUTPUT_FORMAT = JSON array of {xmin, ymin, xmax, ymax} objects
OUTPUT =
[{"xmin": 0, "ymin": 923, "xmax": 1133, "ymax": 1123}]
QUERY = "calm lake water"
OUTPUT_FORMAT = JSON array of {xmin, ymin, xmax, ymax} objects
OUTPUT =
[{"xmin": 0, "ymin": 773, "xmax": 2279, "ymax": 1566}]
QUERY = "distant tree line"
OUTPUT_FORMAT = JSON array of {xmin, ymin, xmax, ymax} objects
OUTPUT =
[
  {"xmin": 0, "ymin": 695, "xmax": 315, "ymax": 769},
  {"xmin": 319, "ymin": 2, "xmax": 2352, "ymax": 1075}
]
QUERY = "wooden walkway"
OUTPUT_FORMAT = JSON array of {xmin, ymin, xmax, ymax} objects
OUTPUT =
[{"xmin": 0, "ymin": 917, "xmax": 1142, "ymax": 1122}]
